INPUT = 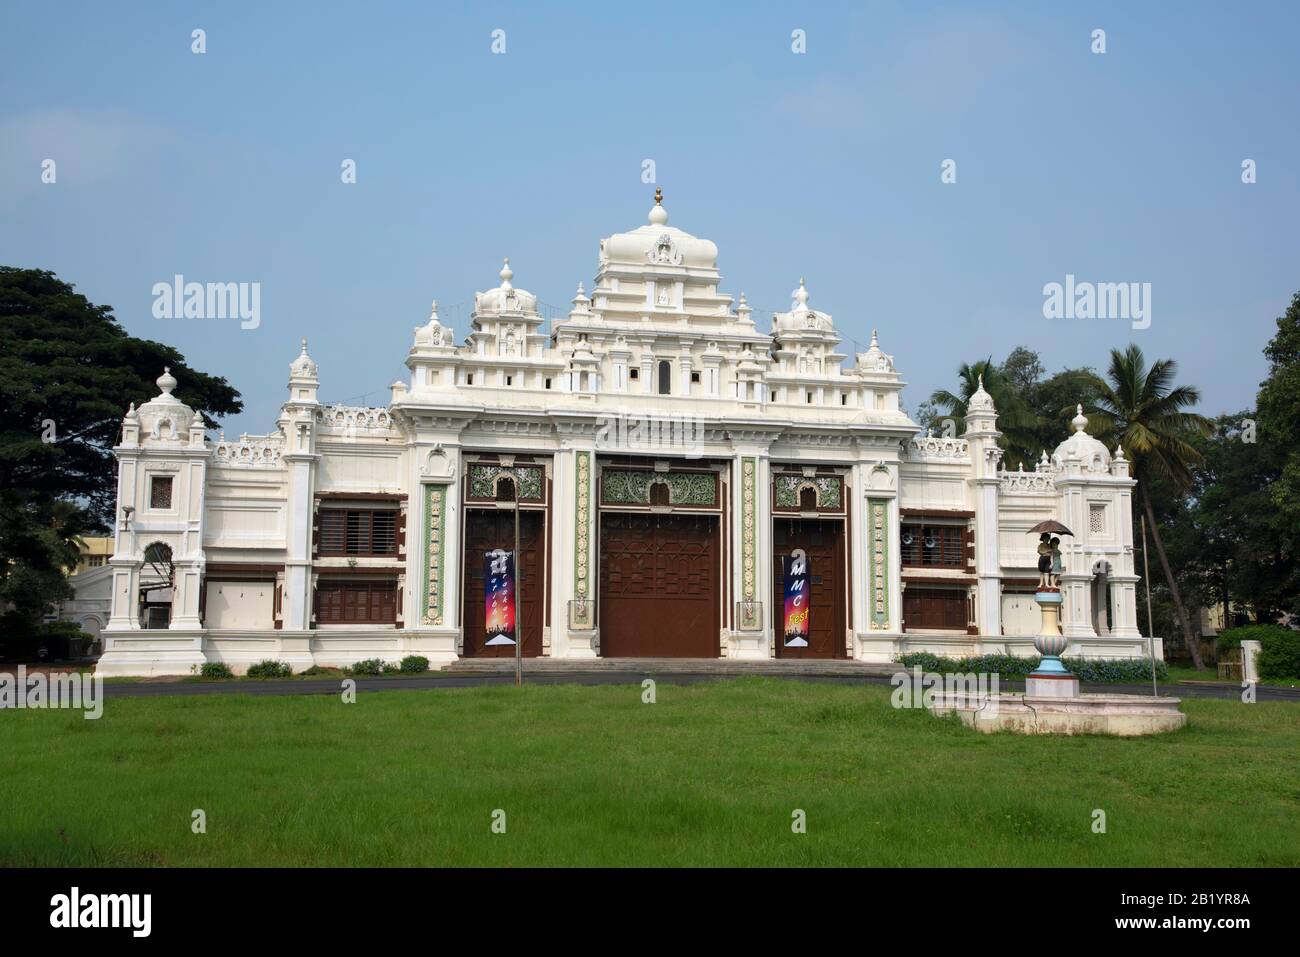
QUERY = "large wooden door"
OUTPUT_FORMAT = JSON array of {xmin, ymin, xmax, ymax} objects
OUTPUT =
[
  {"xmin": 772, "ymin": 518, "xmax": 846, "ymax": 658},
  {"xmin": 599, "ymin": 513, "xmax": 719, "ymax": 657},
  {"xmin": 462, "ymin": 509, "xmax": 544, "ymax": 657}
]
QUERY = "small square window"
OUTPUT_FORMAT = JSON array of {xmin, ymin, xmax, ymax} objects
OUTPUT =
[
  {"xmin": 506, "ymin": 375, "xmax": 513, "ymax": 386},
  {"xmin": 467, "ymin": 373, "xmax": 475, "ymax": 386},
  {"xmin": 806, "ymin": 392, "xmax": 814, "ymax": 404},
  {"xmin": 150, "ymin": 476, "xmax": 173, "ymax": 509},
  {"xmin": 545, "ymin": 378, "xmax": 552, "ymax": 390},
  {"xmin": 629, "ymin": 368, "xmax": 639, "ymax": 380},
  {"xmin": 690, "ymin": 371, "xmax": 700, "ymax": 384},
  {"xmin": 1089, "ymin": 504, "xmax": 1106, "ymax": 534}
]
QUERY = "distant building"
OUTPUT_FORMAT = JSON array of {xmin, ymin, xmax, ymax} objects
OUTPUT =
[
  {"xmin": 73, "ymin": 537, "xmax": 113, "ymax": 574},
  {"xmin": 57, "ymin": 538, "xmax": 115, "ymax": 648}
]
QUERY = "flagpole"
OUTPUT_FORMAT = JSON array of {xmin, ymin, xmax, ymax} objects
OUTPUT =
[{"xmin": 514, "ymin": 489, "xmax": 522, "ymax": 689}]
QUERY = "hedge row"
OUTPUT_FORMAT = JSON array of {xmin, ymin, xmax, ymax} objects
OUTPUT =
[
  {"xmin": 196, "ymin": 655, "xmax": 433, "ymax": 679},
  {"xmin": 895, "ymin": 652, "xmax": 1169, "ymax": 684}
]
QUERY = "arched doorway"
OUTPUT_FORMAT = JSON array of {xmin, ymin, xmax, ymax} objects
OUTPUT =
[
  {"xmin": 1092, "ymin": 560, "xmax": 1113, "ymax": 636},
  {"xmin": 140, "ymin": 541, "xmax": 174, "ymax": 628}
]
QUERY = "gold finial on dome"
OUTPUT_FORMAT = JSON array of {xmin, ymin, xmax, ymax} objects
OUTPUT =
[{"xmin": 654, "ymin": 187, "xmax": 663, "ymax": 205}]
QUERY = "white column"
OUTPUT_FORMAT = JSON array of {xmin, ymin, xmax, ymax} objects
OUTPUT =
[
  {"xmin": 729, "ymin": 446, "xmax": 771, "ymax": 659},
  {"xmin": 552, "ymin": 442, "xmax": 597, "ymax": 658},
  {"xmin": 974, "ymin": 474, "xmax": 1002, "ymax": 639},
  {"xmin": 282, "ymin": 454, "xmax": 316, "ymax": 631},
  {"xmin": 1057, "ymin": 474, "xmax": 1098, "ymax": 640}
]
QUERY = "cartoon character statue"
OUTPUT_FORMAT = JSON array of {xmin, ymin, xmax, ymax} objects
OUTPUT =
[
  {"xmin": 1036, "ymin": 533, "xmax": 1053, "ymax": 589},
  {"xmin": 1050, "ymin": 536, "xmax": 1063, "ymax": 588}
]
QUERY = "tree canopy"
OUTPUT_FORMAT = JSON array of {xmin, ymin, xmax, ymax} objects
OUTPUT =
[{"xmin": 0, "ymin": 266, "xmax": 242, "ymax": 646}]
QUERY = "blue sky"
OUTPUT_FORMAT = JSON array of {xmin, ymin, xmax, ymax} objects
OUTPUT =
[{"xmin": 3, "ymin": 1, "xmax": 1297, "ymax": 436}]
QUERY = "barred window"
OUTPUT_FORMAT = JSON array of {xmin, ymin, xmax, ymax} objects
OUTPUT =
[
  {"xmin": 899, "ymin": 524, "xmax": 965, "ymax": 568},
  {"xmin": 318, "ymin": 508, "xmax": 398, "ymax": 556},
  {"xmin": 150, "ymin": 476, "xmax": 173, "ymax": 509}
]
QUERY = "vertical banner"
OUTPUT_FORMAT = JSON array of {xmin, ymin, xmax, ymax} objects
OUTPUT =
[
  {"xmin": 484, "ymin": 548, "xmax": 517, "ymax": 646},
  {"xmin": 782, "ymin": 548, "xmax": 810, "ymax": 647}
]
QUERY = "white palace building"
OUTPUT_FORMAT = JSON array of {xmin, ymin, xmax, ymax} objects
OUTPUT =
[{"xmin": 95, "ymin": 192, "xmax": 1152, "ymax": 675}]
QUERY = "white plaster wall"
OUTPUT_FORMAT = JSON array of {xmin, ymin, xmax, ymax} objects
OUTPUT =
[{"xmin": 205, "ymin": 581, "xmax": 275, "ymax": 630}]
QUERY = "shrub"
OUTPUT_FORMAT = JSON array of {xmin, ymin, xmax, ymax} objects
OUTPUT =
[
  {"xmin": 1221, "ymin": 625, "xmax": 1300, "ymax": 681},
  {"xmin": 245, "ymin": 659, "xmax": 293, "ymax": 679},
  {"xmin": 199, "ymin": 661, "xmax": 233, "ymax": 679},
  {"xmin": 1215, "ymin": 624, "xmax": 1298, "ymax": 678},
  {"xmin": 895, "ymin": 651, "xmax": 1168, "ymax": 683},
  {"xmin": 1064, "ymin": 656, "xmax": 1169, "ymax": 683},
  {"xmin": 399, "ymin": 655, "xmax": 430, "ymax": 674},
  {"xmin": 299, "ymin": 665, "xmax": 340, "ymax": 676},
  {"xmin": 32, "ymin": 621, "xmax": 92, "ymax": 660},
  {"xmin": 347, "ymin": 658, "xmax": 390, "ymax": 676}
]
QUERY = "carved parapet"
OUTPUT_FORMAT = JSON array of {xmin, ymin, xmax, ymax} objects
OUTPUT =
[
  {"xmin": 904, "ymin": 435, "xmax": 969, "ymax": 461},
  {"xmin": 315, "ymin": 405, "xmax": 396, "ymax": 435},
  {"xmin": 999, "ymin": 463, "xmax": 1057, "ymax": 493},
  {"xmin": 212, "ymin": 432, "xmax": 285, "ymax": 468}
]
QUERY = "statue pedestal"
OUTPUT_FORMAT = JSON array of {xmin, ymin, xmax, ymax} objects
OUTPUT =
[
  {"xmin": 1029, "ymin": 589, "xmax": 1075, "ymax": 693},
  {"xmin": 1026, "ymin": 673, "xmax": 1080, "ymax": 697}
]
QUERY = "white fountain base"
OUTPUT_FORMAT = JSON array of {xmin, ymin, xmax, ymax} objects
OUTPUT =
[{"xmin": 928, "ymin": 691, "xmax": 1186, "ymax": 737}]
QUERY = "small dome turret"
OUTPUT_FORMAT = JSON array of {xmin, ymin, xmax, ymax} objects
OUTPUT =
[{"xmin": 1053, "ymin": 404, "xmax": 1111, "ymax": 469}]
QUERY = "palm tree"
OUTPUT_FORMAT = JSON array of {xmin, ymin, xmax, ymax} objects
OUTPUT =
[
  {"xmin": 929, "ymin": 359, "xmax": 1043, "ymax": 467},
  {"xmin": 1082, "ymin": 345, "xmax": 1212, "ymax": 669}
]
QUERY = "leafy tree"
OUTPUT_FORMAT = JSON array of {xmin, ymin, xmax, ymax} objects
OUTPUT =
[
  {"xmin": 0, "ymin": 267, "xmax": 242, "ymax": 647},
  {"xmin": 1000, "ymin": 346, "xmax": 1045, "ymax": 396},
  {"xmin": 928, "ymin": 357, "xmax": 1043, "ymax": 466},
  {"xmin": 1025, "ymin": 365, "xmax": 1101, "ymax": 461},
  {"xmin": 1256, "ymin": 291, "xmax": 1300, "ymax": 602},
  {"xmin": 1082, "ymin": 345, "xmax": 1213, "ymax": 669},
  {"xmin": 1184, "ymin": 413, "xmax": 1292, "ymax": 624}
]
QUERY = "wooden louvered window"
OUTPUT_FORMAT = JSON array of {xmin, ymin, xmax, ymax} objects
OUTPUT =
[
  {"xmin": 315, "ymin": 580, "xmax": 397, "ymax": 624},
  {"xmin": 317, "ymin": 508, "xmax": 398, "ymax": 556}
]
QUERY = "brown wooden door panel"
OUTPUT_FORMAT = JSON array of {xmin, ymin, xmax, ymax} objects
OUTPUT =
[
  {"xmin": 772, "ymin": 518, "xmax": 846, "ymax": 659},
  {"xmin": 902, "ymin": 587, "xmax": 968, "ymax": 631},
  {"xmin": 599, "ymin": 513, "xmax": 719, "ymax": 657},
  {"xmin": 461, "ymin": 509, "xmax": 545, "ymax": 657},
  {"xmin": 316, "ymin": 580, "xmax": 397, "ymax": 625}
]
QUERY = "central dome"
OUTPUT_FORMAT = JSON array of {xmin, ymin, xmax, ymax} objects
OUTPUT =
[{"xmin": 599, "ymin": 190, "xmax": 719, "ymax": 272}]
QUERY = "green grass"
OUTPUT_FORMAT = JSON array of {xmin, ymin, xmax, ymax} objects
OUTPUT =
[
  {"xmin": 1164, "ymin": 663, "xmax": 1300, "ymax": 688},
  {"xmin": 2, "ymin": 678, "xmax": 1296, "ymax": 867}
]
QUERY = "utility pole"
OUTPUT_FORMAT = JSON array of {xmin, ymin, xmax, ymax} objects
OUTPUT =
[{"xmin": 1141, "ymin": 514, "xmax": 1157, "ymax": 696}]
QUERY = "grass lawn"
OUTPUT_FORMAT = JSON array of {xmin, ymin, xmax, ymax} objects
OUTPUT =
[
  {"xmin": 2, "ymin": 677, "xmax": 1296, "ymax": 867},
  {"xmin": 1164, "ymin": 663, "xmax": 1300, "ymax": 688}
]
